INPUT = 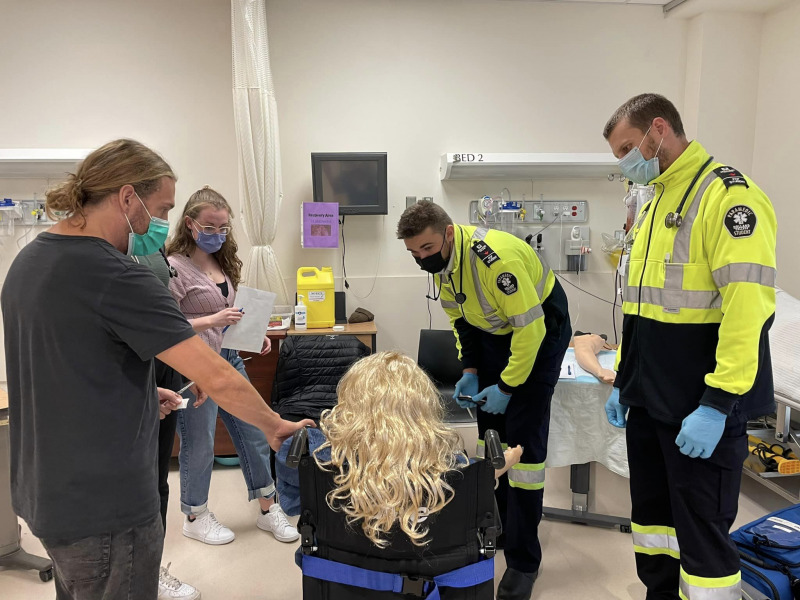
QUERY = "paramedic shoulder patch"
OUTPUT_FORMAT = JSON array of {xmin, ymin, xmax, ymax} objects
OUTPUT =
[
  {"xmin": 497, "ymin": 272, "xmax": 518, "ymax": 295},
  {"xmin": 713, "ymin": 166, "xmax": 749, "ymax": 189},
  {"xmin": 724, "ymin": 205, "xmax": 757, "ymax": 239},
  {"xmin": 472, "ymin": 240, "xmax": 500, "ymax": 267}
]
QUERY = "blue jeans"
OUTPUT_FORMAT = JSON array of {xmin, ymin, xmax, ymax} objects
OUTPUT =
[
  {"xmin": 275, "ymin": 428, "xmax": 329, "ymax": 517},
  {"xmin": 40, "ymin": 513, "xmax": 163, "ymax": 600},
  {"xmin": 177, "ymin": 348, "xmax": 275, "ymax": 516}
]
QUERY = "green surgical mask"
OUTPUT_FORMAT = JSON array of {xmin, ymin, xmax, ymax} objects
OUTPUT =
[{"xmin": 126, "ymin": 192, "xmax": 170, "ymax": 257}]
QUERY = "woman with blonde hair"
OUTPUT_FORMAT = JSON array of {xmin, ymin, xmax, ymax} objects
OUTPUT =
[
  {"xmin": 279, "ymin": 351, "xmax": 521, "ymax": 548},
  {"xmin": 166, "ymin": 187, "xmax": 298, "ymax": 546}
]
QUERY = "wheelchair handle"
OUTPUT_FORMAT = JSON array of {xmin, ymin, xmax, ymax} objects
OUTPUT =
[
  {"xmin": 485, "ymin": 429, "xmax": 505, "ymax": 470},
  {"xmin": 286, "ymin": 427, "xmax": 309, "ymax": 469}
]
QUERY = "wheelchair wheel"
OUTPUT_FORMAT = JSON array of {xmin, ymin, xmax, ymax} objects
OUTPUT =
[{"xmin": 39, "ymin": 568, "xmax": 53, "ymax": 582}]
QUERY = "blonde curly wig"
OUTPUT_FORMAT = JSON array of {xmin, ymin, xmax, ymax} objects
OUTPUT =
[{"xmin": 314, "ymin": 351, "xmax": 466, "ymax": 548}]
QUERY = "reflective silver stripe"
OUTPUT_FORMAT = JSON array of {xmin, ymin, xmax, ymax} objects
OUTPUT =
[
  {"xmin": 664, "ymin": 263, "xmax": 684, "ymax": 291},
  {"xmin": 712, "ymin": 263, "xmax": 776, "ymax": 289},
  {"xmin": 536, "ymin": 260, "xmax": 551, "ymax": 299},
  {"xmin": 474, "ymin": 227, "xmax": 488, "ymax": 241},
  {"xmin": 469, "ymin": 247, "xmax": 507, "ymax": 333},
  {"xmin": 632, "ymin": 531, "xmax": 680, "ymax": 554},
  {"xmin": 672, "ymin": 171, "xmax": 719, "ymax": 264},
  {"xmin": 440, "ymin": 300, "xmax": 459, "ymax": 309},
  {"xmin": 626, "ymin": 286, "xmax": 721, "ymax": 310},
  {"xmin": 508, "ymin": 305, "xmax": 544, "ymax": 328},
  {"xmin": 679, "ymin": 577, "xmax": 740, "ymax": 600},
  {"xmin": 507, "ymin": 467, "xmax": 545, "ymax": 485}
]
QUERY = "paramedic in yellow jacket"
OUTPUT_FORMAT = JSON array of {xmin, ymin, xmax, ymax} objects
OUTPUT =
[
  {"xmin": 397, "ymin": 201, "xmax": 571, "ymax": 600},
  {"xmin": 603, "ymin": 93, "xmax": 777, "ymax": 600}
]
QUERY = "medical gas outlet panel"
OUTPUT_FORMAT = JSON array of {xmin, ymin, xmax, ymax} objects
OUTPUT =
[{"xmin": 469, "ymin": 199, "xmax": 588, "ymax": 226}]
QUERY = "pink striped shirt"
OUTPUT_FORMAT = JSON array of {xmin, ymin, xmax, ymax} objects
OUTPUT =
[{"xmin": 167, "ymin": 254, "xmax": 235, "ymax": 354}]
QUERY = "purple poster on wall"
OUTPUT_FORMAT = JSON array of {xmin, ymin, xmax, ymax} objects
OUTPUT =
[{"xmin": 301, "ymin": 202, "xmax": 339, "ymax": 248}]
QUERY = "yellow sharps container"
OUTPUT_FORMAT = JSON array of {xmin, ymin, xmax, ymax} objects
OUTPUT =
[{"xmin": 296, "ymin": 267, "xmax": 335, "ymax": 328}]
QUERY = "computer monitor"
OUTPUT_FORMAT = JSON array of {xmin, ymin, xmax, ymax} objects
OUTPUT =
[{"xmin": 311, "ymin": 152, "xmax": 388, "ymax": 215}]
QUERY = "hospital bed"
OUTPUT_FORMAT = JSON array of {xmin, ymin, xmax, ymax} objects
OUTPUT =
[
  {"xmin": 745, "ymin": 288, "xmax": 800, "ymax": 502},
  {"xmin": 543, "ymin": 348, "xmax": 631, "ymax": 532}
]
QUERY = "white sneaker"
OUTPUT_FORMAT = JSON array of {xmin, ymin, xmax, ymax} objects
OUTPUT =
[
  {"xmin": 257, "ymin": 503, "xmax": 300, "ymax": 542},
  {"xmin": 158, "ymin": 563, "xmax": 201, "ymax": 600},
  {"xmin": 182, "ymin": 509, "xmax": 235, "ymax": 545}
]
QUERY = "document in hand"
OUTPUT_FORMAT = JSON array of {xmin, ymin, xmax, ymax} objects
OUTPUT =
[{"xmin": 221, "ymin": 286, "xmax": 277, "ymax": 353}]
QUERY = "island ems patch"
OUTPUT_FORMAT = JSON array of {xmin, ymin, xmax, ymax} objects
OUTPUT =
[
  {"xmin": 497, "ymin": 272, "xmax": 518, "ymax": 295},
  {"xmin": 724, "ymin": 205, "xmax": 757, "ymax": 239},
  {"xmin": 472, "ymin": 240, "xmax": 500, "ymax": 267}
]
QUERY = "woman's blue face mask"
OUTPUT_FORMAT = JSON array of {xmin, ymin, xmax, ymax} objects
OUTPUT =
[
  {"xmin": 191, "ymin": 219, "xmax": 227, "ymax": 254},
  {"xmin": 618, "ymin": 125, "xmax": 664, "ymax": 185}
]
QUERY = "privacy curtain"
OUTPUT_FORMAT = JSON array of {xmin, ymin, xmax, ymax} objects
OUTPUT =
[{"xmin": 232, "ymin": 0, "xmax": 289, "ymax": 304}]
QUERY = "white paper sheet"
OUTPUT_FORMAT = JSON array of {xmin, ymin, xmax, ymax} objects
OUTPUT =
[
  {"xmin": 559, "ymin": 361, "xmax": 577, "ymax": 379},
  {"xmin": 221, "ymin": 286, "xmax": 277, "ymax": 353}
]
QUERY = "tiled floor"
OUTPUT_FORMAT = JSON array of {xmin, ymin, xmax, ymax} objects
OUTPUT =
[{"xmin": 1, "ymin": 460, "xmax": 792, "ymax": 599}]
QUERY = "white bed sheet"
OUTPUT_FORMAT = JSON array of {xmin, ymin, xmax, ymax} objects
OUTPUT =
[
  {"xmin": 548, "ymin": 348, "xmax": 629, "ymax": 478},
  {"xmin": 772, "ymin": 289, "xmax": 800, "ymax": 409}
]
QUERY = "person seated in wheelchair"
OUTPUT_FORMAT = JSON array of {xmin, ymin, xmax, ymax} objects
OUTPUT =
[
  {"xmin": 280, "ymin": 351, "xmax": 522, "ymax": 598},
  {"xmin": 276, "ymin": 351, "xmax": 522, "ymax": 530}
]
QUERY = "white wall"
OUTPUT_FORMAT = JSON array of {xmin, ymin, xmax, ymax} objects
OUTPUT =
[
  {"xmin": 0, "ymin": 0, "xmax": 238, "ymax": 379},
  {"xmin": 752, "ymin": 0, "xmax": 800, "ymax": 297},
  {"xmin": 8, "ymin": 0, "xmax": 790, "ymax": 371},
  {"xmin": 682, "ymin": 12, "xmax": 762, "ymax": 173},
  {"xmin": 266, "ymin": 0, "xmax": 688, "ymax": 355}
]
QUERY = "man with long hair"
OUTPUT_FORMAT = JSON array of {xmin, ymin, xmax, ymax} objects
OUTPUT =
[{"xmin": 1, "ymin": 140, "xmax": 312, "ymax": 599}]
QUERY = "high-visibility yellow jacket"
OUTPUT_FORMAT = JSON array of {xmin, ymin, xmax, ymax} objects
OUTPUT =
[
  {"xmin": 615, "ymin": 141, "xmax": 777, "ymax": 424},
  {"xmin": 436, "ymin": 225, "xmax": 567, "ymax": 392}
]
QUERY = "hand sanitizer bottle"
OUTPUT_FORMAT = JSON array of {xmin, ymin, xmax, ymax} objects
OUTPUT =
[{"xmin": 294, "ymin": 295, "xmax": 307, "ymax": 330}]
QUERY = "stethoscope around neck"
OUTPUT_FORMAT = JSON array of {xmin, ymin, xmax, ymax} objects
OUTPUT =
[
  {"xmin": 447, "ymin": 226, "xmax": 468, "ymax": 306},
  {"xmin": 663, "ymin": 156, "xmax": 714, "ymax": 229}
]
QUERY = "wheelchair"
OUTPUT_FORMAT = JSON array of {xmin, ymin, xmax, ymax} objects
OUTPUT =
[{"xmin": 287, "ymin": 428, "xmax": 505, "ymax": 599}]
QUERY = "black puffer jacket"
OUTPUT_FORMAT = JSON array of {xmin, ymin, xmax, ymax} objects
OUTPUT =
[{"xmin": 271, "ymin": 335, "xmax": 371, "ymax": 421}]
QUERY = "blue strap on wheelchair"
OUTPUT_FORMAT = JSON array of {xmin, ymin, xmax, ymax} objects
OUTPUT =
[{"xmin": 299, "ymin": 553, "xmax": 494, "ymax": 599}]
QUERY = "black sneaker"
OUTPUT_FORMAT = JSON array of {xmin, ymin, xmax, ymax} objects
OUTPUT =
[{"xmin": 497, "ymin": 567, "xmax": 538, "ymax": 600}]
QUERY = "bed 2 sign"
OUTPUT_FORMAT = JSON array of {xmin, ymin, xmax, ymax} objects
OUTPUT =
[{"xmin": 453, "ymin": 154, "xmax": 484, "ymax": 162}]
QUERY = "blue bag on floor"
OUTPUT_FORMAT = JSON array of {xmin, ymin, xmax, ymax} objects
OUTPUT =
[{"xmin": 731, "ymin": 503, "xmax": 800, "ymax": 599}]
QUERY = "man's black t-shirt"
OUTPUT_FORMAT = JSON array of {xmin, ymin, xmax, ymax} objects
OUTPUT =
[{"xmin": 1, "ymin": 233, "xmax": 195, "ymax": 539}]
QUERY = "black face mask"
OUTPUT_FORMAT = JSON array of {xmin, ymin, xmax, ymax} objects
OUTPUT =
[{"xmin": 414, "ymin": 236, "xmax": 449, "ymax": 274}]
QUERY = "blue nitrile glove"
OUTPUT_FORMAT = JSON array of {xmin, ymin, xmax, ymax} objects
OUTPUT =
[
  {"xmin": 604, "ymin": 388, "xmax": 628, "ymax": 428},
  {"xmin": 675, "ymin": 405, "xmax": 727, "ymax": 459},
  {"xmin": 454, "ymin": 372, "xmax": 480, "ymax": 408},
  {"xmin": 474, "ymin": 384, "xmax": 512, "ymax": 415}
]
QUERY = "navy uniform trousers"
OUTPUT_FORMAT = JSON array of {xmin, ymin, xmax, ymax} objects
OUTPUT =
[
  {"xmin": 476, "ymin": 298, "xmax": 570, "ymax": 574},
  {"xmin": 627, "ymin": 406, "xmax": 749, "ymax": 600}
]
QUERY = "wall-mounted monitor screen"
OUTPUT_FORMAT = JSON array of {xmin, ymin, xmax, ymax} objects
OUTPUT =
[{"xmin": 311, "ymin": 152, "xmax": 388, "ymax": 215}]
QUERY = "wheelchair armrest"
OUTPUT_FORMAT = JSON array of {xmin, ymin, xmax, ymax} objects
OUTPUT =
[
  {"xmin": 286, "ymin": 427, "xmax": 309, "ymax": 469},
  {"xmin": 485, "ymin": 429, "xmax": 505, "ymax": 470}
]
